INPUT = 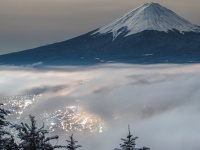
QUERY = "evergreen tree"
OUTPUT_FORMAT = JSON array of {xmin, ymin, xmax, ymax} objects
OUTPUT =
[
  {"xmin": 139, "ymin": 147, "xmax": 150, "ymax": 150},
  {"xmin": 12, "ymin": 115, "xmax": 61, "ymax": 150},
  {"xmin": 0, "ymin": 103, "xmax": 18, "ymax": 150},
  {"xmin": 62, "ymin": 134, "xmax": 82, "ymax": 150},
  {"xmin": 119, "ymin": 125, "xmax": 138, "ymax": 150}
]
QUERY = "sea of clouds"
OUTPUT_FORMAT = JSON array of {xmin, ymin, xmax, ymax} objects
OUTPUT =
[{"xmin": 1, "ymin": 64, "xmax": 200, "ymax": 150}]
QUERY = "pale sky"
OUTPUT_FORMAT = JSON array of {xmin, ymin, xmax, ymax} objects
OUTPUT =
[{"xmin": 0, "ymin": 0, "xmax": 200, "ymax": 54}]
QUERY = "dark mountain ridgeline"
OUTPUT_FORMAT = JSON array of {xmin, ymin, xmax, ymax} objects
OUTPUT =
[{"xmin": 0, "ymin": 3, "xmax": 200, "ymax": 66}]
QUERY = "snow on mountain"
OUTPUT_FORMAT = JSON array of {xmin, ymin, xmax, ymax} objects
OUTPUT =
[
  {"xmin": 1, "ymin": 2, "xmax": 200, "ymax": 66},
  {"xmin": 93, "ymin": 2, "xmax": 200, "ymax": 39}
]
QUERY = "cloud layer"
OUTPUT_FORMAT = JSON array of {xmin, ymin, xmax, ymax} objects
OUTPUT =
[{"xmin": 1, "ymin": 64, "xmax": 200, "ymax": 150}]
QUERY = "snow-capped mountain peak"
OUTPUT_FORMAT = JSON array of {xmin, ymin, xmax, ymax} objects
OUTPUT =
[{"xmin": 93, "ymin": 2, "xmax": 200, "ymax": 39}]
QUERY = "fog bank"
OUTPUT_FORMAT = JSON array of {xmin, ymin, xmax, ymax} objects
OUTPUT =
[{"xmin": 1, "ymin": 64, "xmax": 200, "ymax": 150}]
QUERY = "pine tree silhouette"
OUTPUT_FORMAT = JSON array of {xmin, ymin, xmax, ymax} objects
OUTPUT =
[
  {"xmin": 63, "ymin": 134, "xmax": 82, "ymax": 150},
  {"xmin": 0, "ymin": 103, "xmax": 18, "ymax": 150},
  {"xmin": 119, "ymin": 125, "xmax": 138, "ymax": 150},
  {"xmin": 12, "ymin": 115, "xmax": 62, "ymax": 150}
]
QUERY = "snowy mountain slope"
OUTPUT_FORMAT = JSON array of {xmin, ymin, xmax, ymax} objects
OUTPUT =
[
  {"xmin": 0, "ymin": 2, "xmax": 200, "ymax": 66},
  {"xmin": 93, "ymin": 3, "xmax": 200, "ymax": 39}
]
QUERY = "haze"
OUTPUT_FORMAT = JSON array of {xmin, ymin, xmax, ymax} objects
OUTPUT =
[
  {"xmin": 0, "ymin": 0, "xmax": 200, "ymax": 54},
  {"xmin": 1, "ymin": 64, "xmax": 200, "ymax": 150}
]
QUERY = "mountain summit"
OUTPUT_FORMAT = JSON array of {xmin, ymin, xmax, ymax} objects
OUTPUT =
[
  {"xmin": 0, "ymin": 3, "xmax": 200, "ymax": 66},
  {"xmin": 94, "ymin": 2, "xmax": 200, "ymax": 39}
]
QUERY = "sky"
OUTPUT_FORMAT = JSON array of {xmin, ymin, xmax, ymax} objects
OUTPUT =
[
  {"xmin": 1, "ymin": 64, "xmax": 200, "ymax": 150},
  {"xmin": 0, "ymin": 0, "xmax": 200, "ymax": 54}
]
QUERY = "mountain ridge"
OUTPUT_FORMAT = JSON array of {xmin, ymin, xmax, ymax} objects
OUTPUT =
[
  {"xmin": 93, "ymin": 2, "xmax": 200, "ymax": 39},
  {"xmin": 0, "ymin": 2, "xmax": 200, "ymax": 66}
]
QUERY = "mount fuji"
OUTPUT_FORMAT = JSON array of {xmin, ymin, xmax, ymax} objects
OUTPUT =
[{"xmin": 1, "ymin": 2, "xmax": 200, "ymax": 66}]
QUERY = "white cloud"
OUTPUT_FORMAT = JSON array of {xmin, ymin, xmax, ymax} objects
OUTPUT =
[{"xmin": 1, "ymin": 64, "xmax": 200, "ymax": 150}]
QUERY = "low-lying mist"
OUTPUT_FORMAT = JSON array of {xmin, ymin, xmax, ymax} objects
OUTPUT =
[{"xmin": 1, "ymin": 64, "xmax": 200, "ymax": 150}]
